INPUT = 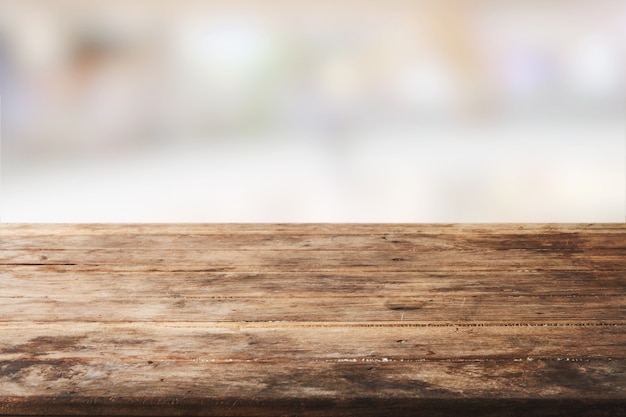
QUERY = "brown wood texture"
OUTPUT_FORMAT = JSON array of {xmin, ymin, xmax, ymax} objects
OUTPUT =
[{"xmin": 0, "ymin": 224, "xmax": 624, "ymax": 416}]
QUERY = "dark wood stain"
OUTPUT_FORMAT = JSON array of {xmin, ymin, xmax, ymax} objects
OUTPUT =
[{"xmin": 1, "ymin": 336, "xmax": 86, "ymax": 356}]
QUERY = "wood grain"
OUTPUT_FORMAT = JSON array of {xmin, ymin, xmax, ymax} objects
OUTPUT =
[{"xmin": 0, "ymin": 224, "xmax": 624, "ymax": 416}]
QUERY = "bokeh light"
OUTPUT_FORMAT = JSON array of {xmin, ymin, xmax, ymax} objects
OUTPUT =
[{"xmin": 1, "ymin": 0, "xmax": 624, "ymax": 222}]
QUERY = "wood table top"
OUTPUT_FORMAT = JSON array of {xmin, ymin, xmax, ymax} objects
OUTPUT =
[{"xmin": 0, "ymin": 224, "xmax": 624, "ymax": 416}]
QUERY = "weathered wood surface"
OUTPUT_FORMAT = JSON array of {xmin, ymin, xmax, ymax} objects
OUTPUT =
[{"xmin": 0, "ymin": 224, "xmax": 624, "ymax": 416}]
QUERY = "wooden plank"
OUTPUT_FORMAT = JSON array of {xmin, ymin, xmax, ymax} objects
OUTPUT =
[
  {"xmin": 0, "ymin": 224, "xmax": 624, "ymax": 416},
  {"xmin": 1, "ymin": 361, "xmax": 624, "ymax": 415},
  {"xmin": 1, "ymin": 231, "xmax": 624, "ymax": 251},
  {"xmin": 1, "ymin": 359, "xmax": 624, "ymax": 400},
  {"xmin": 1, "ymin": 295, "xmax": 623, "ymax": 323},
  {"xmin": 0, "ymin": 322, "xmax": 624, "ymax": 361},
  {"xmin": 1, "ymin": 249, "xmax": 622, "ymax": 272},
  {"xmin": 1, "ymin": 269, "xmax": 624, "ymax": 297}
]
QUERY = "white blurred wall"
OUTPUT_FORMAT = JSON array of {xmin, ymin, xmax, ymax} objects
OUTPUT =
[{"xmin": 0, "ymin": 0, "xmax": 624, "ymax": 222}]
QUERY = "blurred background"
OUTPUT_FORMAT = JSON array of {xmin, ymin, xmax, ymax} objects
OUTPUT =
[{"xmin": 0, "ymin": 0, "xmax": 624, "ymax": 222}]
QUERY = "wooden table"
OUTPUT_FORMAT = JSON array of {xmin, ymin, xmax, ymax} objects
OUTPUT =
[{"xmin": 0, "ymin": 224, "xmax": 624, "ymax": 416}]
